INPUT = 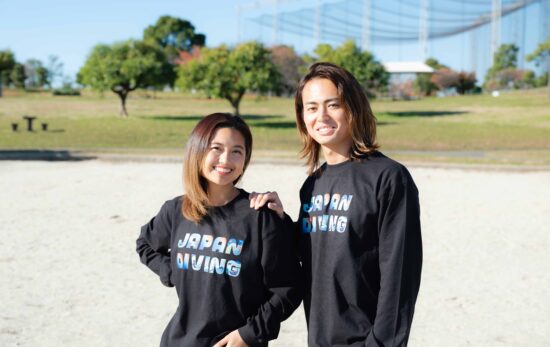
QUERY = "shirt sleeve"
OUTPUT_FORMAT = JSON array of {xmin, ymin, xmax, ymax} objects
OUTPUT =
[
  {"xmin": 238, "ymin": 209, "xmax": 303, "ymax": 345},
  {"xmin": 366, "ymin": 167, "xmax": 423, "ymax": 347},
  {"xmin": 136, "ymin": 199, "xmax": 176, "ymax": 288}
]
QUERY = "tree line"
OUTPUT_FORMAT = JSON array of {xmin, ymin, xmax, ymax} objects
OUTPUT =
[
  {"xmin": 73, "ymin": 16, "xmax": 389, "ymax": 117},
  {"xmin": 1, "ymin": 15, "xmax": 549, "ymax": 116},
  {"xmin": 0, "ymin": 53, "xmax": 65, "ymax": 97}
]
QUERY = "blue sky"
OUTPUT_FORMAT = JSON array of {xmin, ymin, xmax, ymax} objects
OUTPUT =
[{"xmin": 0, "ymin": 0, "xmax": 547, "ymax": 83}]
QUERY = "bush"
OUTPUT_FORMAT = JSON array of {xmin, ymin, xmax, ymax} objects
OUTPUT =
[{"xmin": 52, "ymin": 86, "xmax": 81, "ymax": 96}]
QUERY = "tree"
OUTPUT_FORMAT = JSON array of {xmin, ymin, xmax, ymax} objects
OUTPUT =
[
  {"xmin": 455, "ymin": 71, "xmax": 477, "ymax": 95},
  {"xmin": 485, "ymin": 44, "xmax": 519, "ymax": 89},
  {"xmin": 431, "ymin": 68, "xmax": 477, "ymax": 95},
  {"xmin": 0, "ymin": 50, "xmax": 15, "ymax": 97},
  {"xmin": 46, "ymin": 55, "xmax": 64, "ymax": 88},
  {"xmin": 177, "ymin": 42, "xmax": 281, "ymax": 116},
  {"xmin": 78, "ymin": 40, "xmax": 171, "ymax": 117},
  {"xmin": 36, "ymin": 66, "xmax": 49, "ymax": 88},
  {"xmin": 414, "ymin": 58, "xmax": 447, "ymax": 96},
  {"xmin": 24, "ymin": 59, "xmax": 50, "ymax": 89},
  {"xmin": 269, "ymin": 45, "xmax": 305, "ymax": 96},
  {"xmin": 431, "ymin": 68, "xmax": 459, "ymax": 91},
  {"xmin": 526, "ymin": 36, "xmax": 550, "ymax": 99},
  {"xmin": 311, "ymin": 40, "xmax": 388, "ymax": 97},
  {"xmin": 10, "ymin": 63, "xmax": 26, "ymax": 89},
  {"xmin": 143, "ymin": 16, "xmax": 206, "ymax": 87}
]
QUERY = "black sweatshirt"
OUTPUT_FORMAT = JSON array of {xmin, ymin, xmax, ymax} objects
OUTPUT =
[
  {"xmin": 136, "ymin": 189, "xmax": 302, "ymax": 347},
  {"xmin": 297, "ymin": 152, "xmax": 422, "ymax": 347}
]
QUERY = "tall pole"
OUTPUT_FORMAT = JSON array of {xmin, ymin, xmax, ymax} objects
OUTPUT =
[
  {"xmin": 419, "ymin": 0, "xmax": 429, "ymax": 61},
  {"xmin": 519, "ymin": 0, "xmax": 527, "ymax": 68},
  {"xmin": 315, "ymin": 0, "xmax": 322, "ymax": 46},
  {"xmin": 272, "ymin": 0, "xmax": 279, "ymax": 45},
  {"xmin": 362, "ymin": 0, "xmax": 371, "ymax": 51},
  {"xmin": 491, "ymin": 0, "xmax": 502, "ymax": 64}
]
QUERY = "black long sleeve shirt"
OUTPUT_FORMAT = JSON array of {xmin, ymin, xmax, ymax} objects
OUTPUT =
[
  {"xmin": 136, "ymin": 189, "xmax": 302, "ymax": 347},
  {"xmin": 297, "ymin": 152, "xmax": 422, "ymax": 347}
]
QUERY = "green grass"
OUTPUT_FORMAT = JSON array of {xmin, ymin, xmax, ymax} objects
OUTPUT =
[{"xmin": 1, "ymin": 88, "xmax": 549, "ymax": 165}]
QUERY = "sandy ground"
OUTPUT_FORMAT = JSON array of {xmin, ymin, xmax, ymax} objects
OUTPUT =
[{"xmin": 1, "ymin": 159, "xmax": 549, "ymax": 347}]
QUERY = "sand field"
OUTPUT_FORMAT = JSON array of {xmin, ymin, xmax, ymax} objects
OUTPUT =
[{"xmin": 1, "ymin": 159, "xmax": 549, "ymax": 346}]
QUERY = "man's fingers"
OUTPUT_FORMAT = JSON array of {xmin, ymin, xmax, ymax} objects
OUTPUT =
[
  {"xmin": 256, "ymin": 192, "xmax": 272, "ymax": 210},
  {"xmin": 213, "ymin": 335, "xmax": 228, "ymax": 347},
  {"xmin": 267, "ymin": 202, "xmax": 284, "ymax": 219},
  {"xmin": 249, "ymin": 192, "xmax": 258, "ymax": 207}
]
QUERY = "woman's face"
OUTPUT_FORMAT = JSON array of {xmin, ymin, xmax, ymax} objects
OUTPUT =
[
  {"xmin": 301, "ymin": 78, "xmax": 352, "ymax": 153},
  {"xmin": 201, "ymin": 127, "xmax": 246, "ymax": 189}
]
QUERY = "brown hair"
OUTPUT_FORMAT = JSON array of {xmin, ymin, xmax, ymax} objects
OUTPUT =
[
  {"xmin": 182, "ymin": 113, "xmax": 253, "ymax": 223},
  {"xmin": 295, "ymin": 62, "xmax": 379, "ymax": 175}
]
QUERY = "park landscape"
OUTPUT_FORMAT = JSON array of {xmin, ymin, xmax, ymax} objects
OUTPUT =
[
  {"xmin": 0, "ymin": 87, "xmax": 549, "ymax": 166},
  {"xmin": 1, "ymin": 10, "xmax": 550, "ymax": 347}
]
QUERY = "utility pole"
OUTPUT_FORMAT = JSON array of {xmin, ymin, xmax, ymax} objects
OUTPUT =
[
  {"xmin": 315, "ymin": 0, "xmax": 322, "ymax": 46},
  {"xmin": 419, "ymin": 0, "xmax": 429, "ymax": 61},
  {"xmin": 491, "ymin": 0, "xmax": 502, "ymax": 64},
  {"xmin": 362, "ymin": 0, "xmax": 371, "ymax": 51}
]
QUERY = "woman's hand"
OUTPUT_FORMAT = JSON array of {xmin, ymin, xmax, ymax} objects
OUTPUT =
[
  {"xmin": 249, "ymin": 191, "xmax": 284, "ymax": 219},
  {"xmin": 212, "ymin": 329, "xmax": 248, "ymax": 347}
]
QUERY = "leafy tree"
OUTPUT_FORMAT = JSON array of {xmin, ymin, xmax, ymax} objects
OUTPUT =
[
  {"xmin": 10, "ymin": 63, "xmax": 26, "ymax": 89},
  {"xmin": 414, "ymin": 58, "xmax": 447, "ymax": 96},
  {"xmin": 311, "ymin": 40, "xmax": 389, "ymax": 97},
  {"xmin": 269, "ymin": 45, "xmax": 305, "ymax": 96},
  {"xmin": 177, "ymin": 41, "xmax": 281, "ymax": 116},
  {"xmin": 36, "ymin": 66, "xmax": 49, "ymax": 88},
  {"xmin": 46, "ymin": 55, "xmax": 64, "ymax": 88},
  {"xmin": 455, "ymin": 71, "xmax": 477, "ymax": 94},
  {"xmin": 0, "ymin": 50, "xmax": 15, "ymax": 97},
  {"xmin": 526, "ymin": 36, "xmax": 550, "ymax": 98},
  {"xmin": 24, "ymin": 59, "xmax": 50, "ymax": 89},
  {"xmin": 485, "ymin": 44, "xmax": 519, "ymax": 89},
  {"xmin": 143, "ymin": 16, "xmax": 205, "ymax": 87},
  {"xmin": 78, "ymin": 39, "xmax": 170, "ymax": 117},
  {"xmin": 432, "ymin": 68, "xmax": 459, "ymax": 91},
  {"xmin": 535, "ymin": 73, "xmax": 548, "ymax": 88},
  {"xmin": 431, "ymin": 68, "xmax": 477, "ymax": 95}
]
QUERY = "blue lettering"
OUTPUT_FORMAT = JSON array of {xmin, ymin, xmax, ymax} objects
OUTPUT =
[{"xmin": 225, "ymin": 238, "xmax": 244, "ymax": 255}]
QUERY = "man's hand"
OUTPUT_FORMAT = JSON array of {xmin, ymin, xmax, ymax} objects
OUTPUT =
[
  {"xmin": 212, "ymin": 329, "xmax": 248, "ymax": 347},
  {"xmin": 249, "ymin": 191, "xmax": 284, "ymax": 219}
]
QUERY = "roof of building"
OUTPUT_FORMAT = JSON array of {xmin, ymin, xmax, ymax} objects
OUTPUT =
[{"xmin": 383, "ymin": 61, "xmax": 435, "ymax": 74}]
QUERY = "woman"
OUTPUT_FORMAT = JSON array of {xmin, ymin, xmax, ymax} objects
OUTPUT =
[
  {"xmin": 137, "ymin": 113, "xmax": 302, "ymax": 347},
  {"xmin": 251, "ymin": 62, "xmax": 423, "ymax": 346}
]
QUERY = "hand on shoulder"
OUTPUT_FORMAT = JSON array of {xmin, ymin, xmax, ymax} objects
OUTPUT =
[{"xmin": 249, "ymin": 191, "xmax": 285, "ymax": 219}]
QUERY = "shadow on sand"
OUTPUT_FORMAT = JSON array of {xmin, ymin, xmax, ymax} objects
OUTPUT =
[
  {"xmin": 142, "ymin": 114, "xmax": 285, "ymax": 122},
  {"xmin": 386, "ymin": 111, "xmax": 467, "ymax": 117},
  {"xmin": 0, "ymin": 150, "xmax": 95, "ymax": 161}
]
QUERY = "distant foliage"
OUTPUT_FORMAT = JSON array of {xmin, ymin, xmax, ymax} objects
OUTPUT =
[
  {"xmin": 309, "ymin": 40, "xmax": 389, "ymax": 97},
  {"xmin": 431, "ymin": 68, "xmax": 477, "ymax": 95},
  {"xmin": 177, "ymin": 41, "xmax": 281, "ymax": 116},
  {"xmin": 143, "ymin": 16, "xmax": 206, "ymax": 88},
  {"xmin": 269, "ymin": 45, "xmax": 305, "ymax": 96},
  {"xmin": 526, "ymin": 36, "xmax": 550, "ymax": 98},
  {"xmin": 485, "ymin": 68, "xmax": 537, "ymax": 90},
  {"xmin": 414, "ymin": 58, "xmax": 447, "ymax": 96},
  {"xmin": 484, "ymin": 44, "xmax": 523, "ymax": 90},
  {"xmin": 0, "ymin": 50, "xmax": 16, "ymax": 97},
  {"xmin": 10, "ymin": 63, "xmax": 26, "ymax": 89},
  {"xmin": 53, "ymin": 82, "xmax": 81, "ymax": 96},
  {"xmin": 46, "ymin": 55, "xmax": 64, "ymax": 88}
]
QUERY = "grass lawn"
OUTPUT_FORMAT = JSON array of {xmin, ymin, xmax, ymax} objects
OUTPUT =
[{"xmin": 1, "ymin": 88, "xmax": 549, "ymax": 165}]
